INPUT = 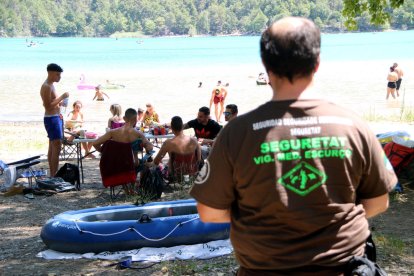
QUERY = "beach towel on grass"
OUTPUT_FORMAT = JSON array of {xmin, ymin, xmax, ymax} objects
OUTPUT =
[
  {"xmin": 37, "ymin": 239, "xmax": 233, "ymax": 262},
  {"xmin": 100, "ymin": 140, "xmax": 136, "ymax": 187}
]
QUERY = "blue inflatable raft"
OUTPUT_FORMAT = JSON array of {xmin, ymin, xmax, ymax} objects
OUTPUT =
[{"xmin": 41, "ymin": 199, "xmax": 230, "ymax": 253}]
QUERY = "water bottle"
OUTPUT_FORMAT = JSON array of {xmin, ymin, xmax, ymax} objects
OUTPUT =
[{"xmin": 184, "ymin": 175, "xmax": 190, "ymax": 185}]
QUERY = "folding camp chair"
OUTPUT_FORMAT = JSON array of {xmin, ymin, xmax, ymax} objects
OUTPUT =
[
  {"xmin": 60, "ymin": 131, "xmax": 78, "ymax": 160},
  {"xmin": 99, "ymin": 140, "xmax": 137, "ymax": 199},
  {"xmin": 0, "ymin": 155, "xmax": 46, "ymax": 191}
]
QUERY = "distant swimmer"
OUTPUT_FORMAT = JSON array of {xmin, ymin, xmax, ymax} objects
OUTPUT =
[
  {"xmin": 93, "ymin": 86, "xmax": 110, "ymax": 101},
  {"xmin": 386, "ymin": 66, "xmax": 398, "ymax": 100},
  {"xmin": 392, "ymin": 63, "xmax": 404, "ymax": 97}
]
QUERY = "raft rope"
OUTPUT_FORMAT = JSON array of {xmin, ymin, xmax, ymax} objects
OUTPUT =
[{"xmin": 73, "ymin": 216, "xmax": 199, "ymax": 242}]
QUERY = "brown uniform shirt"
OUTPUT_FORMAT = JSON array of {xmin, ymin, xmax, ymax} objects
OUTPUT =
[{"xmin": 190, "ymin": 99, "xmax": 396, "ymax": 270}]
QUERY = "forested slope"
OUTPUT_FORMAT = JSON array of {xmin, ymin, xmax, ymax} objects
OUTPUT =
[{"xmin": 0, "ymin": 0, "xmax": 413, "ymax": 37}]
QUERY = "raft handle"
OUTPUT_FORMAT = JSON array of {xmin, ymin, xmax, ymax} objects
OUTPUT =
[{"xmin": 138, "ymin": 214, "xmax": 152, "ymax": 223}]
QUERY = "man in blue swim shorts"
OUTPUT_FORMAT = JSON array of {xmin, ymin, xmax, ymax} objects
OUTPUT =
[{"xmin": 40, "ymin": 63, "xmax": 69, "ymax": 177}]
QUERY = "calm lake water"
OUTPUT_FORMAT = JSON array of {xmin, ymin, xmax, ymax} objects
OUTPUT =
[
  {"xmin": 1, "ymin": 30, "xmax": 414, "ymax": 71},
  {"xmin": 1, "ymin": 30, "xmax": 414, "ymax": 124}
]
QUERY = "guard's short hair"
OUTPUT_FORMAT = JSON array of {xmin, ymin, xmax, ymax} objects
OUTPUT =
[
  {"xmin": 124, "ymin": 108, "xmax": 137, "ymax": 120},
  {"xmin": 199, "ymin": 106, "xmax": 210, "ymax": 116},
  {"xmin": 226, "ymin": 104, "xmax": 238, "ymax": 115},
  {"xmin": 47, "ymin": 63, "xmax": 63, "ymax": 72},
  {"xmin": 171, "ymin": 116, "xmax": 183, "ymax": 131},
  {"xmin": 260, "ymin": 18, "xmax": 320, "ymax": 83}
]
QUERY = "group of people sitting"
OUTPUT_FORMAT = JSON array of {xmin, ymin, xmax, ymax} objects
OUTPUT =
[
  {"xmin": 107, "ymin": 102, "xmax": 160, "ymax": 129},
  {"xmin": 62, "ymin": 94, "xmax": 239, "ymax": 184},
  {"xmin": 91, "ymin": 102, "xmax": 238, "ymax": 184}
]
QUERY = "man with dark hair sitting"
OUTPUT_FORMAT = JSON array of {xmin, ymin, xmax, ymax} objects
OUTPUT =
[
  {"xmin": 150, "ymin": 116, "xmax": 201, "ymax": 181},
  {"xmin": 184, "ymin": 106, "xmax": 221, "ymax": 159},
  {"xmin": 224, "ymin": 104, "xmax": 238, "ymax": 122}
]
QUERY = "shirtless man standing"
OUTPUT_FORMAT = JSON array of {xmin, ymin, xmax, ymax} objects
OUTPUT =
[
  {"xmin": 393, "ymin": 63, "xmax": 404, "ymax": 97},
  {"xmin": 40, "ymin": 63, "xmax": 69, "ymax": 176},
  {"xmin": 386, "ymin": 66, "xmax": 399, "ymax": 100}
]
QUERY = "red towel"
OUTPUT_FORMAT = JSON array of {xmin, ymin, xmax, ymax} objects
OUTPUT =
[
  {"xmin": 170, "ymin": 151, "xmax": 199, "ymax": 177},
  {"xmin": 99, "ymin": 140, "xmax": 136, "ymax": 187}
]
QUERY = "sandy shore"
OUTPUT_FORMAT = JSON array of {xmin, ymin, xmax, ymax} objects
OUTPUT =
[
  {"xmin": 1, "ymin": 59, "xmax": 413, "ymax": 123},
  {"xmin": 0, "ymin": 58, "xmax": 413, "ymax": 139},
  {"xmin": 1, "ymin": 58, "xmax": 414, "ymax": 162}
]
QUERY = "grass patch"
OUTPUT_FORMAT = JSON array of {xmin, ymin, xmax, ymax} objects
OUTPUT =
[
  {"xmin": 164, "ymin": 256, "xmax": 238, "ymax": 275},
  {"xmin": 167, "ymin": 260, "xmax": 197, "ymax": 275},
  {"xmin": 362, "ymin": 104, "xmax": 414, "ymax": 123},
  {"xmin": 389, "ymin": 191, "xmax": 408, "ymax": 203},
  {"xmin": 399, "ymin": 106, "xmax": 414, "ymax": 122},
  {"xmin": 374, "ymin": 234, "xmax": 407, "ymax": 256}
]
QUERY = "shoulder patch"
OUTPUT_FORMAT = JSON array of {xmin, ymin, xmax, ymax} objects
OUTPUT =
[{"xmin": 194, "ymin": 160, "xmax": 210, "ymax": 184}]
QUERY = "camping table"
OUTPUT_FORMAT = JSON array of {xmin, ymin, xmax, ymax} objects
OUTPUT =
[
  {"xmin": 145, "ymin": 133, "xmax": 175, "ymax": 147},
  {"xmin": 72, "ymin": 138, "xmax": 98, "ymax": 184},
  {"xmin": 73, "ymin": 133, "xmax": 175, "ymax": 184}
]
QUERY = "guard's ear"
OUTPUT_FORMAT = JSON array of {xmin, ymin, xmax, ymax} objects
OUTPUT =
[{"xmin": 314, "ymin": 56, "xmax": 320, "ymax": 73}]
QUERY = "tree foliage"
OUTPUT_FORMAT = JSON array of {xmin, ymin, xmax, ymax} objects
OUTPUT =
[
  {"xmin": 342, "ymin": 0, "xmax": 405, "ymax": 30},
  {"xmin": 0, "ymin": 0, "xmax": 411, "ymax": 37}
]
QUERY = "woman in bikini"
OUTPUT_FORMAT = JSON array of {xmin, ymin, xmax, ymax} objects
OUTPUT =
[
  {"xmin": 386, "ymin": 66, "xmax": 398, "ymax": 100},
  {"xmin": 209, "ymin": 84, "xmax": 228, "ymax": 122},
  {"xmin": 65, "ymin": 101, "xmax": 93, "ymax": 157},
  {"xmin": 107, "ymin": 104, "xmax": 124, "ymax": 129}
]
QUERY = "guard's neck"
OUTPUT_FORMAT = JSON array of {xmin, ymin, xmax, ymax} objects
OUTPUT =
[{"xmin": 269, "ymin": 73, "xmax": 315, "ymax": 101}]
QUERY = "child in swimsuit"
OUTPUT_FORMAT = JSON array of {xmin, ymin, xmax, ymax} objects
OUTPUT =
[{"xmin": 93, "ymin": 86, "xmax": 110, "ymax": 101}]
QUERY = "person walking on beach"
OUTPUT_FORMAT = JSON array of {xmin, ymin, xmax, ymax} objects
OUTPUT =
[
  {"xmin": 190, "ymin": 17, "xmax": 396, "ymax": 275},
  {"xmin": 393, "ymin": 62, "xmax": 404, "ymax": 97},
  {"xmin": 386, "ymin": 66, "xmax": 399, "ymax": 100},
  {"xmin": 209, "ymin": 83, "xmax": 228, "ymax": 123},
  {"xmin": 40, "ymin": 63, "xmax": 69, "ymax": 177},
  {"xmin": 92, "ymin": 86, "xmax": 109, "ymax": 101}
]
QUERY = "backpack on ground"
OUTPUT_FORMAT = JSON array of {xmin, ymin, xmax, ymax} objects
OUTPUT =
[
  {"xmin": 383, "ymin": 141, "xmax": 414, "ymax": 175},
  {"xmin": 36, "ymin": 177, "xmax": 76, "ymax": 193},
  {"xmin": 138, "ymin": 166, "xmax": 165, "ymax": 200},
  {"xmin": 55, "ymin": 163, "xmax": 80, "ymax": 190}
]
